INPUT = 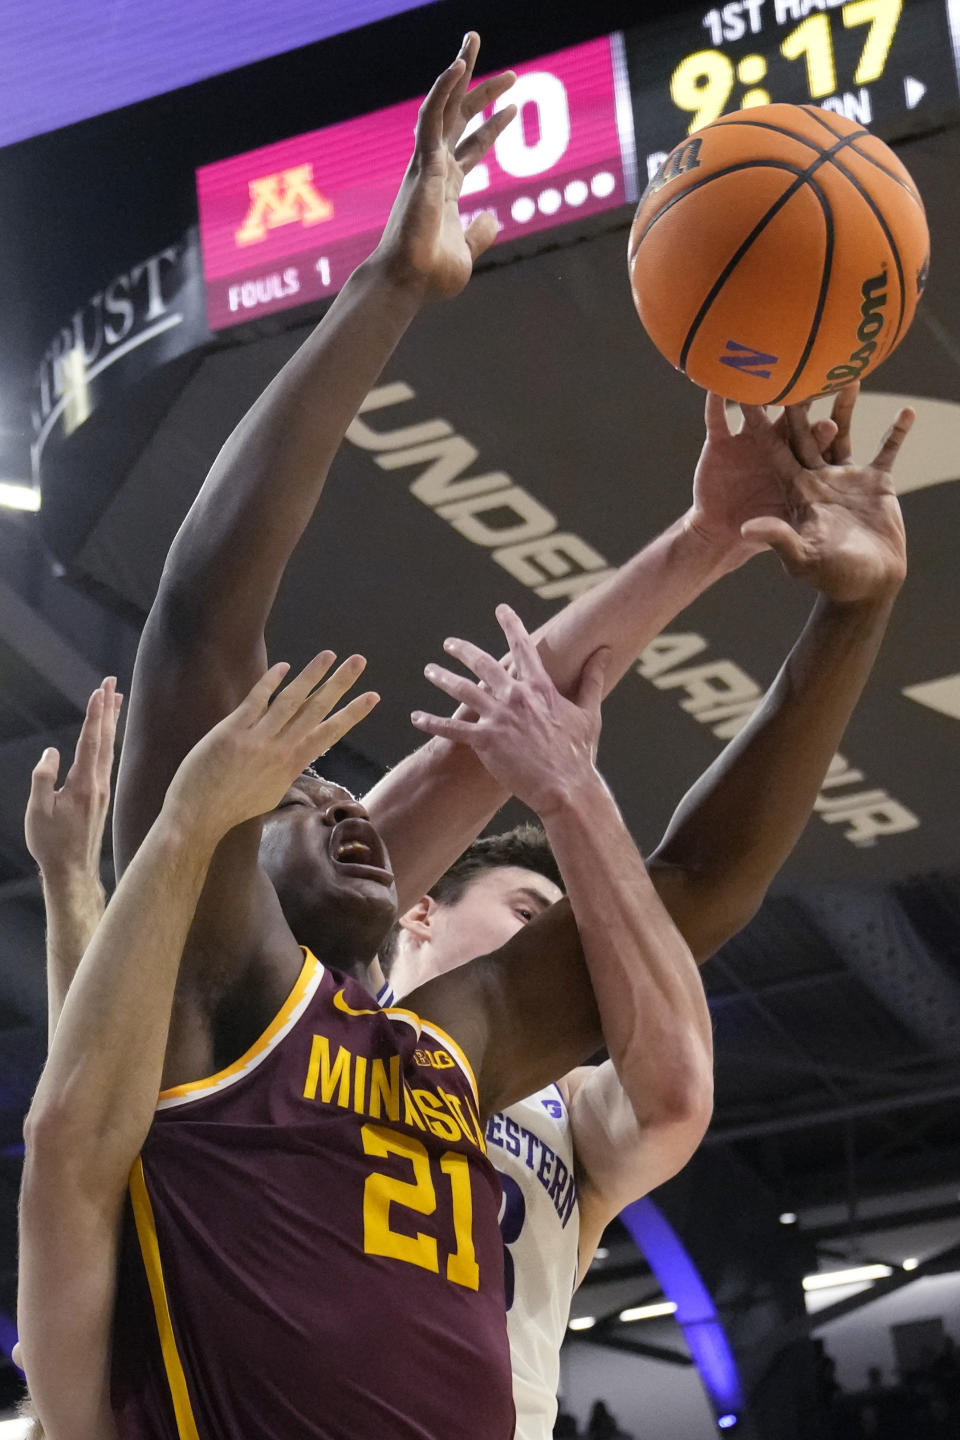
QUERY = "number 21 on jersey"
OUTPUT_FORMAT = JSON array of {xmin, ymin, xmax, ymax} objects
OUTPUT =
[{"xmin": 361, "ymin": 1123, "xmax": 480, "ymax": 1289}]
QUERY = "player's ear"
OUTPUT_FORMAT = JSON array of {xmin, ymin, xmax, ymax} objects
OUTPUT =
[{"xmin": 397, "ymin": 895, "xmax": 437, "ymax": 943}]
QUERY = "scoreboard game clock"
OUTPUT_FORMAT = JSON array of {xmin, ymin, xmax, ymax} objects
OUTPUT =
[{"xmin": 627, "ymin": 0, "xmax": 960, "ymax": 185}]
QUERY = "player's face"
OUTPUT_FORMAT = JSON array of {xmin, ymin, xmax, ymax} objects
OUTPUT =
[
  {"xmin": 259, "ymin": 775, "xmax": 398, "ymax": 963},
  {"xmin": 421, "ymin": 865, "xmax": 563, "ymax": 978}
]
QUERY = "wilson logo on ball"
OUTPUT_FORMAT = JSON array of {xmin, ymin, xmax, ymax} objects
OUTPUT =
[{"xmin": 824, "ymin": 269, "xmax": 889, "ymax": 390}]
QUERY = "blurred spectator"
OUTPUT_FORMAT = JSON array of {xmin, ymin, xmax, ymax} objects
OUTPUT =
[
  {"xmin": 586, "ymin": 1399, "xmax": 633, "ymax": 1440},
  {"xmin": 554, "ymin": 1408, "xmax": 581, "ymax": 1439}
]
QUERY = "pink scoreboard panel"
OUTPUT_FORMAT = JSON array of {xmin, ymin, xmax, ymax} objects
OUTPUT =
[{"xmin": 196, "ymin": 35, "xmax": 637, "ymax": 330}]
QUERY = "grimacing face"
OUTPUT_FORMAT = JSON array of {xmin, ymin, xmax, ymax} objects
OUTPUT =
[{"xmin": 259, "ymin": 774, "xmax": 398, "ymax": 966}]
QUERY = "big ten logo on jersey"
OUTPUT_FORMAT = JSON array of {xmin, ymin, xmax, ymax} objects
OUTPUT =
[{"xmin": 414, "ymin": 1046, "xmax": 456, "ymax": 1070}]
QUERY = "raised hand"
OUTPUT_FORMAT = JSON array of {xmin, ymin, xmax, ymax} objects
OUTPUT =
[
  {"xmin": 737, "ymin": 396, "xmax": 911, "ymax": 603},
  {"xmin": 164, "ymin": 655, "xmax": 378, "ymax": 843},
  {"xmin": 410, "ymin": 603, "xmax": 609, "ymax": 817},
  {"xmin": 26, "ymin": 677, "xmax": 123, "ymax": 882},
  {"xmin": 375, "ymin": 32, "xmax": 516, "ymax": 298},
  {"xmin": 687, "ymin": 387, "xmax": 854, "ymax": 564}
]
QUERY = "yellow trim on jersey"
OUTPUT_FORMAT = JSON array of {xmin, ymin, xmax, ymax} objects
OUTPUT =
[
  {"xmin": 415, "ymin": 1018, "xmax": 480, "ymax": 1110},
  {"xmin": 129, "ymin": 1158, "xmax": 201, "ymax": 1440},
  {"xmin": 333, "ymin": 988, "xmax": 379, "ymax": 1017},
  {"xmin": 158, "ymin": 949, "xmax": 320, "ymax": 1101}
]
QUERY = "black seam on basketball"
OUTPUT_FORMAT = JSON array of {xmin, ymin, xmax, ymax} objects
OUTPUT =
[
  {"xmin": 822, "ymin": 151, "xmax": 908, "ymax": 351},
  {"xmin": 629, "ymin": 161, "xmax": 812, "ymax": 262},
  {"xmin": 702, "ymin": 117, "xmax": 831, "ymax": 155},
  {"xmin": 800, "ymin": 106, "xmax": 853, "ymax": 141},
  {"xmin": 676, "ymin": 131, "xmax": 871, "ymax": 376},
  {"xmin": 849, "ymin": 139, "xmax": 926, "ymax": 205},
  {"xmin": 801, "ymin": 105, "xmax": 923, "ymax": 204},
  {"xmin": 770, "ymin": 176, "xmax": 834, "ymax": 405}
]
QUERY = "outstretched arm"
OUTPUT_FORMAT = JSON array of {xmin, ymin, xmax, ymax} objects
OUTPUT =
[
  {"xmin": 114, "ymin": 34, "xmax": 516, "ymax": 878},
  {"xmin": 364, "ymin": 390, "xmax": 852, "ymax": 911},
  {"xmin": 25, "ymin": 679, "xmax": 123, "ymax": 1040},
  {"xmin": 554, "ymin": 394, "xmax": 913, "ymax": 1277},
  {"xmin": 18, "ymin": 657, "xmax": 377, "ymax": 1440},
  {"xmin": 404, "ymin": 606, "xmax": 713, "ymax": 1142},
  {"xmin": 647, "ymin": 392, "xmax": 913, "ymax": 959}
]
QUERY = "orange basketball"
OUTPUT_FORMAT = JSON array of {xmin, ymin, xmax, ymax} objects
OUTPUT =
[{"xmin": 627, "ymin": 104, "xmax": 929, "ymax": 405}]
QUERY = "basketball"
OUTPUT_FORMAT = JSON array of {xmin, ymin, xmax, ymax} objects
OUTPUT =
[{"xmin": 627, "ymin": 104, "xmax": 930, "ymax": 406}]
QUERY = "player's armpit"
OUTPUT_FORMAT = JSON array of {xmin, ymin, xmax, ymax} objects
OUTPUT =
[
  {"xmin": 559, "ymin": 1060, "xmax": 712, "ymax": 1285},
  {"xmin": 406, "ymin": 899, "xmax": 602, "ymax": 1120}
]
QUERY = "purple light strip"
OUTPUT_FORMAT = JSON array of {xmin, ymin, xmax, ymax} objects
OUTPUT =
[{"xmin": 619, "ymin": 1196, "xmax": 743, "ymax": 1416}]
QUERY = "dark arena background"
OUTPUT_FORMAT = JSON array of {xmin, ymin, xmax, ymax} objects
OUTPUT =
[{"xmin": 1, "ymin": 1, "xmax": 960, "ymax": 1434}]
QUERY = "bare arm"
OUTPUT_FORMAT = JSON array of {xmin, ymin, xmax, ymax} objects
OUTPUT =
[
  {"xmin": 114, "ymin": 35, "xmax": 516, "ymax": 913},
  {"xmin": 18, "ymin": 657, "xmax": 378, "ymax": 1440},
  {"xmin": 367, "ymin": 516, "xmax": 747, "ymax": 910},
  {"xmin": 364, "ymin": 391, "xmax": 864, "ymax": 910},
  {"xmin": 546, "ymin": 397, "xmax": 914, "ymax": 1275},
  {"xmin": 405, "ymin": 608, "xmax": 713, "ymax": 1135},
  {"xmin": 25, "ymin": 681, "xmax": 122, "ymax": 1039},
  {"xmin": 648, "ymin": 395, "xmax": 913, "ymax": 960}
]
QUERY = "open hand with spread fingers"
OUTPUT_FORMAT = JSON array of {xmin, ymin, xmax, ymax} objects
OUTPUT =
[
  {"xmin": 164, "ymin": 654, "xmax": 379, "ymax": 846},
  {"xmin": 735, "ymin": 393, "xmax": 911, "ymax": 603},
  {"xmin": 25, "ymin": 677, "xmax": 123, "ymax": 883},
  {"xmin": 687, "ymin": 384, "xmax": 879, "ymax": 570},
  {"xmin": 376, "ymin": 32, "xmax": 517, "ymax": 298},
  {"xmin": 411, "ymin": 603, "xmax": 610, "ymax": 819}
]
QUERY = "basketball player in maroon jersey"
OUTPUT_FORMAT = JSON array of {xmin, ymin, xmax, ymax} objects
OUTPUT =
[{"xmin": 18, "ymin": 652, "xmax": 383, "ymax": 1439}]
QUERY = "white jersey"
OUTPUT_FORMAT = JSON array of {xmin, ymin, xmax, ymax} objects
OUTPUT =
[
  {"xmin": 484, "ymin": 1085, "xmax": 581, "ymax": 1440},
  {"xmin": 378, "ymin": 985, "xmax": 580, "ymax": 1439}
]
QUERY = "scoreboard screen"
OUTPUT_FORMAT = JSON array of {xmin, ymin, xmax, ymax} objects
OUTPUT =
[
  {"xmin": 628, "ymin": 0, "xmax": 960, "ymax": 184},
  {"xmin": 197, "ymin": 0, "xmax": 960, "ymax": 331},
  {"xmin": 197, "ymin": 36, "xmax": 637, "ymax": 330}
]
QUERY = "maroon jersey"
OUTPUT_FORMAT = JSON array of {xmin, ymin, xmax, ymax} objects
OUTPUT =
[{"xmin": 111, "ymin": 951, "xmax": 513, "ymax": 1440}]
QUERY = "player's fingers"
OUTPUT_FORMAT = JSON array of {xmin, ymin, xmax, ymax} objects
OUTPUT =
[
  {"xmin": 97, "ymin": 677, "xmax": 121, "ymax": 778},
  {"xmin": 740, "ymin": 405, "xmax": 797, "ymax": 482},
  {"xmin": 300, "ymin": 690, "xmax": 380, "ymax": 759},
  {"xmin": 410, "ymin": 710, "xmax": 476, "ymax": 742},
  {"xmin": 441, "ymin": 636, "xmax": 507, "ymax": 694},
  {"xmin": 456, "ymin": 102, "xmax": 516, "ymax": 173},
  {"xmin": 785, "ymin": 403, "xmax": 826, "ymax": 469},
  {"xmin": 871, "ymin": 406, "xmax": 915, "ymax": 473},
  {"xmin": 28, "ymin": 747, "xmax": 61, "ymax": 814},
  {"xmin": 462, "ymin": 210, "xmax": 501, "ymax": 263},
  {"xmin": 423, "ymin": 662, "xmax": 492, "ymax": 713},
  {"xmin": 273, "ymin": 654, "xmax": 365, "ymax": 732},
  {"xmin": 446, "ymin": 31, "xmax": 479, "ymax": 118},
  {"xmin": 704, "ymin": 391, "xmax": 731, "ymax": 439},
  {"xmin": 496, "ymin": 603, "xmax": 542, "ymax": 680},
  {"xmin": 829, "ymin": 381, "xmax": 859, "ymax": 463},
  {"xmin": 237, "ymin": 663, "xmax": 292, "ymax": 725},
  {"xmin": 69, "ymin": 686, "xmax": 106, "ymax": 782},
  {"xmin": 739, "ymin": 516, "xmax": 808, "ymax": 572},
  {"xmin": 811, "ymin": 418, "xmax": 838, "ymax": 457},
  {"xmin": 416, "ymin": 52, "xmax": 467, "ymax": 154}
]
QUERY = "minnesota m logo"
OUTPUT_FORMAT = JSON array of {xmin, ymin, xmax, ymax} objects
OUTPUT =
[
  {"xmin": 235, "ymin": 164, "xmax": 333, "ymax": 246},
  {"xmin": 718, "ymin": 339, "xmax": 780, "ymax": 381}
]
